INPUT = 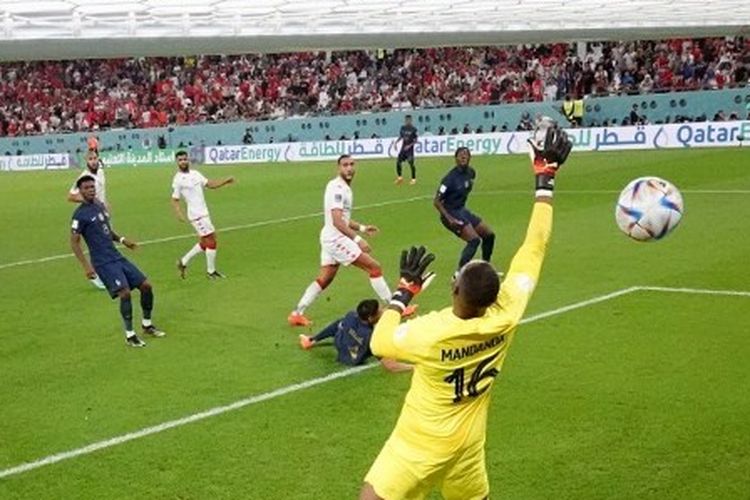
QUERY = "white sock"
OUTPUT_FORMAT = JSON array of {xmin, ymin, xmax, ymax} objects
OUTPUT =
[
  {"xmin": 370, "ymin": 276, "xmax": 392, "ymax": 302},
  {"xmin": 182, "ymin": 243, "xmax": 203, "ymax": 265},
  {"xmin": 205, "ymin": 249, "xmax": 217, "ymax": 273},
  {"xmin": 295, "ymin": 281, "xmax": 323, "ymax": 314},
  {"xmin": 142, "ymin": 318, "xmax": 152, "ymax": 327},
  {"xmin": 125, "ymin": 330, "xmax": 136, "ymax": 338}
]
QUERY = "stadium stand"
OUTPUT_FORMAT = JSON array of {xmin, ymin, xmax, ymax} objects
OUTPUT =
[{"xmin": 1, "ymin": 38, "xmax": 748, "ymax": 139}]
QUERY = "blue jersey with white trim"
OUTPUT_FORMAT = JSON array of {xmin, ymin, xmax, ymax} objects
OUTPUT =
[
  {"xmin": 334, "ymin": 311, "xmax": 374, "ymax": 366},
  {"xmin": 71, "ymin": 201, "xmax": 122, "ymax": 267},
  {"xmin": 437, "ymin": 166, "xmax": 476, "ymax": 211}
]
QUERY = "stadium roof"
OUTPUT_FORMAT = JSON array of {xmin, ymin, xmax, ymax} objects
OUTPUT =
[{"xmin": 0, "ymin": 0, "xmax": 748, "ymax": 62}]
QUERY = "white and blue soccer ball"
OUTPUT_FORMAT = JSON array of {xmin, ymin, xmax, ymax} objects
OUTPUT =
[{"xmin": 615, "ymin": 176, "xmax": 684, "ymax": 241}]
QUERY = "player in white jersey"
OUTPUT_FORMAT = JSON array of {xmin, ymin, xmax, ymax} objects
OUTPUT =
[
  {"xmin": 67, "ymin": 149, "xmax": 108, "ymax": 289},
  {"xmin": 289, "ymin": 154, "xmax": 412, "ymax": 327},
  {"xmin": 171, "ymin": 150, "xmax": 235, "ymax": 279}
]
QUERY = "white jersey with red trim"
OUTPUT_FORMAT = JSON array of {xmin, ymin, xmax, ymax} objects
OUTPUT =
[
  {"xmin": 172, "ymin": 169, "xmax": 210, "ymax": 220},
  {"xmin": 320, "ymin": 176, "xmax": 353, "ymax": 242}
]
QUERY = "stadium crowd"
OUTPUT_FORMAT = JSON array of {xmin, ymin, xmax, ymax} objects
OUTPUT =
[{"xmin": 0, "ymin": 37, "xmax": 748, "ymax": 137}]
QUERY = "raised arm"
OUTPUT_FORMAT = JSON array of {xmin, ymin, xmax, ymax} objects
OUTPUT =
[{"xmin": 493, "ymin": 123, "xmax": 572, "ymax": 324}]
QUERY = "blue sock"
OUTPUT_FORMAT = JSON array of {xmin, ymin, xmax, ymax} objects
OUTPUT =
[
  {"xmin": 140, "ymin": 287, "xmax": 154, "ymax": 321},
  {"xmin": 481, "ymin": 233, "xmax": 496, "ymax": 261},
  {"xmin": 120, "ymin": 296, "xmax": 133, "ymax": 331},
  {"xmin": 458, "ymin": 238, "xmax": 481, "ymax": 269},
  {"xmin": 312, "ymin": 319, "xmax": 339, "ymax": 342}
]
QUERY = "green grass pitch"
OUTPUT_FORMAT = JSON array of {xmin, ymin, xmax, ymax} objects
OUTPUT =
[{"xmin": 0, "ymin": 147, "xmax": 749, "ymax": 499}]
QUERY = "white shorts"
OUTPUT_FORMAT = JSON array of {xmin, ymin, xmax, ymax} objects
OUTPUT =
[
  {"xmin": 190, "ymin": 215, "xmax": 215, "ymax": 237},
  {"xmin": 320, "ymin": 235, "xmax": 362, "ymax": 266}
]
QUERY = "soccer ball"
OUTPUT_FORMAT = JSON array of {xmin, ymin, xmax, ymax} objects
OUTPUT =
[{"xmin": 615, "ymin": 177, "xmax": 684, "ymax": 241}]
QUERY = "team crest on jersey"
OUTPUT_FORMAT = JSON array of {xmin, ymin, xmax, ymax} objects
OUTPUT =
[
  {"xmin": 334, "ymin": 194, "xmax": 343, "ymax": 202},
  {"xmin": 98, "ymin": 213, "xmax": 105, "ymax": 221}
]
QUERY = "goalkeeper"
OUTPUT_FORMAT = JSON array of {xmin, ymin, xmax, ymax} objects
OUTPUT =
[{"xmin": 359, "ymin": 123, "xmax": 572, "ymax": 500}]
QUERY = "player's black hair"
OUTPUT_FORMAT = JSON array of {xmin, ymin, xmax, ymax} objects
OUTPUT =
[
  {"xmin": 356, "ymin": 299, "xmax": 380, "ymax": 321},
  {"xmin": 405, "ymin": 114, "xmax": 412, "ymax": 119},
  {"xmin": 457, "ymin": 261, "xmax": 500, "ymax": 309},
  {"xmin": 454, "ymin": 147, "xmax": 471, "ymax": 158},
  {"xmin": 175, "ymin": 150, "xmax": 188, "ymax": 159},
  {"xmin": 76, "ymin": 174, "xmax": 96, "ymax": 188},
  {"xmin": 337, "ymin": 154, "xmax": 352, "ymax": 164}
]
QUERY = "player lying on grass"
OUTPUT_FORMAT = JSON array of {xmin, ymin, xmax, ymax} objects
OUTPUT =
[
  {"xmin": 299, "ymin": 299, "xmax": 412, "ymax": 373},
  {"xmin": 359, "ymin": 122, "xmax": 572, "ymax": 500}
]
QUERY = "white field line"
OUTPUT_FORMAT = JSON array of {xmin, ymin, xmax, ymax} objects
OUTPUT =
[
  {"xmin": 0, "ymin": 364, "xmax": 373, "ymax": 480},
  {"xmin": 0, "ymin": 195, "xmax": 431, "ymax": 271},
  {"xmin": 1, "ymin": 188, "xmax": 746, "ymax": 272},
  {"xmin": 0, "ymin": 286, "xmax": 644, "ymax": 479},
  {"xmin": 478, "ymin": 190, "xmax": 750, "ymax": 195},
  {"xmin": 1, "ymin": 285, "xmax": 747, "ymax": 479},
  {"xmin": 637, "ymin": 285, "xmax": 750, "ymax": 298}
]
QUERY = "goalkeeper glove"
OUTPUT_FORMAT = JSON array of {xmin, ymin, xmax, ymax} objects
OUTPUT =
[
  {"xmin": 528, "ymin": 124, "xmax": 572, "ymax": 195},
  {"xmin": 390, "ymin": 246, "xmax": 436, "ymax": 312}
]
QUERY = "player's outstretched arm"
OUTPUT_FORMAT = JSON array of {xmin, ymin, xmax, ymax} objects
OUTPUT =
[
  {"xmin": 495, "ymin": 124, "xmax": 572, "ymax": 323},
  {"xmin": 206, "ymin": 177, "xmax": 235, "ymax": 189}
]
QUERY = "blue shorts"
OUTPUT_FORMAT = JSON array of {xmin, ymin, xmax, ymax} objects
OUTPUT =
[
  {"xmin": 94, "ymin": 258, "xmax": 147, "ymax": 298},
  {"xmin": 440, "ymin": 208, "xmax": 482, "ymax": 236}
]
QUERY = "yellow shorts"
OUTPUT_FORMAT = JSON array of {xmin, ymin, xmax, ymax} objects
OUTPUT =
[{"xmin": 364, "ymin": 436, "xmax": 489, "ymax": 500}]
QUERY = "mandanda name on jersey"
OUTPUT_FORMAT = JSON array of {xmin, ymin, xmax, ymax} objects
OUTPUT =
[{"xmin": 440, "ymin": 334, "xmax": 505, "ymax": 362}]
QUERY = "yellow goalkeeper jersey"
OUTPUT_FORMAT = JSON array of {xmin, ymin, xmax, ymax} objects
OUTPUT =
[{"xmin": 370, "ymin": 202, "xmax": 553, "ymax": 455}]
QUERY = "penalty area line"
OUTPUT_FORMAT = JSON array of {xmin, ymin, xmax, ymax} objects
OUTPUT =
[
  {"xmin": 0, "ymin": 286, "xmax": 638, "ymax": 480},
  {"xmin": 636, "ymin": 285, "xmax": 750, "ymax": 298},
  {"xmin": 0, "ymin": 195, "xmax": 431, "ymax": 272},
  {"xmin": 1, "ymin": 188, "xmax": 746, "ymax": 271},
  {"xmin": 3, "ymin": 285, "xmax": 747, "ymax": 479}
]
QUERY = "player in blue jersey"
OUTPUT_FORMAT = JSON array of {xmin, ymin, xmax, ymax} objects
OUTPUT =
[
  {"xmin": 298, "ymin": 299, "xmax": 412, "ymax": 372},
  {"xmin": 67, "ymin": 149, "xmax": 108, "ymax": 290},
  {"xmin": 434, "ymin": 147, "xmax": 496, "ymax": 277},
  {"xmin": 70, "ymin": 175, "xmax": 164, "ymax": 347},
  {"xmin": 395, "ymin": 115, "xmax": 418, "ymax": 185}
]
